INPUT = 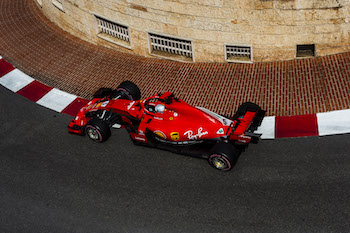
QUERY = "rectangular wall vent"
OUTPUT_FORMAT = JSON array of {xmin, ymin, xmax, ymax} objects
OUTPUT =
[
  {"xmin": 225, "ymin": 45, "xmax": 252, "ymax": 63},
  {"xmin": 95, "ymin": 15, "xmax": 131, "ymax": 49},
  {"xmin": 52, "ymin": 0, "xmax": 64, "ymax": 11},
  {"xmin": 148, "ymin": 33, "xmax": 193, "ymax": 62},
  {"xmin": 296, "ymin": 44, "xmax": 315, "ymax": 58}
]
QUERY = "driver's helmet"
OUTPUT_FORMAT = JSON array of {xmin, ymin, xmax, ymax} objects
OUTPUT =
[{"xmin": 155, "ymin": 104, "xmax": 165, "ymax": 113}]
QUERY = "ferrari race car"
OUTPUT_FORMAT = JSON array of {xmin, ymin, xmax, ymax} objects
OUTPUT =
[{"xmin": 68, "ymin": 81, "xmax": 265, "ymax": 171}]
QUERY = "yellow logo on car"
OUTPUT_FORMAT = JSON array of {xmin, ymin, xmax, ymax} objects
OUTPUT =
[
  {"xmin": 154, "ymin": 131, "xmax": 166, "ymax": 139},
  {"xmin": 170, "ymin": 132, "xmax": 180, "ymax": 141}
]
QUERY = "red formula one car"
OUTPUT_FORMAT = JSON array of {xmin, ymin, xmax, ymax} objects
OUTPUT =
[{"xmin": 68, "ymin": 81, "xmax": 265, "ymax": 171}]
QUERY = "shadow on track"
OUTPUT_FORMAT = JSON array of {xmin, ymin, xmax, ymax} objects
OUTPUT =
[{"xmin": 1, "ymin": 86, "xmax": 350, "ymax": 233}]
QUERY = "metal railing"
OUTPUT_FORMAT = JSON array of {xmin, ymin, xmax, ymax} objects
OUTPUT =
[
  {"xmin": 149, "ymin": 33, "xmax": 193, "ymax": 58},
  {"xmin": 96, "ymin": 16, "xmax": 130, "ymax": 43}
]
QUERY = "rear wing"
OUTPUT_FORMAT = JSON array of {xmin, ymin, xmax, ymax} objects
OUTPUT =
[
  {"xmin": 248, "ymin": 108, "xmax": 266, "ymax": 132},
  {"xmin": 229, "ymin": 102, "xmax": 266, "ymax": 143}
]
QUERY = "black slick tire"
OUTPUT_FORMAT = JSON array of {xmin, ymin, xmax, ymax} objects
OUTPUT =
[
  {"xmin": 85, "ymin": 118, "xmax": 111, "ymax": 143},
  {"xmin": 116, "ymin": 81, "xmax": 141, "ymax": 100},
  {"xmin": 208, "ymin": 142, "xmax": 239, "ymax": 171}
]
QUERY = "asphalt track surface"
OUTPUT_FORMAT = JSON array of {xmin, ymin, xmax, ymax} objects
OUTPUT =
[{"xmin": 1, "ymin": 85, "xmax": 350, "ymax": 233}]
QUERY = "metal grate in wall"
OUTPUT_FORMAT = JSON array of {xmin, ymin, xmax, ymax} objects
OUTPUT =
[
  {"xmin": 296, "ymin": 44, "xmax": 315, "ymax": 58},
  {"xmin": 149, "ymin": 33, "xmax": 193, "ymax": 61},
  {"xmin": 225, "ymin": 45, "xmax": 252, "ymax": 63},
  {"xmin": 95, "ymin": 15, "xmax": 130, "ymax": 46}
]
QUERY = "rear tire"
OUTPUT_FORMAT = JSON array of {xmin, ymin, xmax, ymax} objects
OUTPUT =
[
  {"xmin": 115, "ymin": 81, "xmax": 141, "ymax": 100},
  {"xmin": 208, "ymin": 142, "xmax": 239, "ymax": 171},
  {"xmin": 85, "ymin": 118, "xmax": 111, "ymax": 143}
]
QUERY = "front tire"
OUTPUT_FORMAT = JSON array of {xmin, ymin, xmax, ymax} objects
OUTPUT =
[
  {"xmin": 115, "ymin": 81, "xmax": 141, "ymax": 100},
  {"xmin": 208, "ymin": 142, "xmax": 239, "ymax": 171},
  {"xmin": 85, "ymin": 119, "xmax": 111, "ymax": 143}
]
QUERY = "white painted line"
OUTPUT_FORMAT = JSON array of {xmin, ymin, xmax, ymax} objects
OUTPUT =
[
  {"xmin": 0, "ymin": 69, "xmax": 34, "ymax": 92},
  {"xmin": 317, "ymin": 109, "xmax": 350, "ymax": 136},
  {"xmin": 37, "ymin": 88, "xmax": 77, "ymax": 112},
  {"xmin": 255, "ymin": 116, "xmax": 275, "ymax": 139}
]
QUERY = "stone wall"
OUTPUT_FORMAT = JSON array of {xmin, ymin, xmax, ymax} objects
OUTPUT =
[{"xmin": 35, "ymin": 0, "xmax": 350, "ymax": 62}]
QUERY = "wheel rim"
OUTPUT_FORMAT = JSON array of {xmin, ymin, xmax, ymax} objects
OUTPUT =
[
  {"xmin": 211, "ymin": 157, "xmax": 228, "ymax": 170},
  {"xmin": 87, "ymin": 127, "xmax": 99, "ymax": 140}
]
